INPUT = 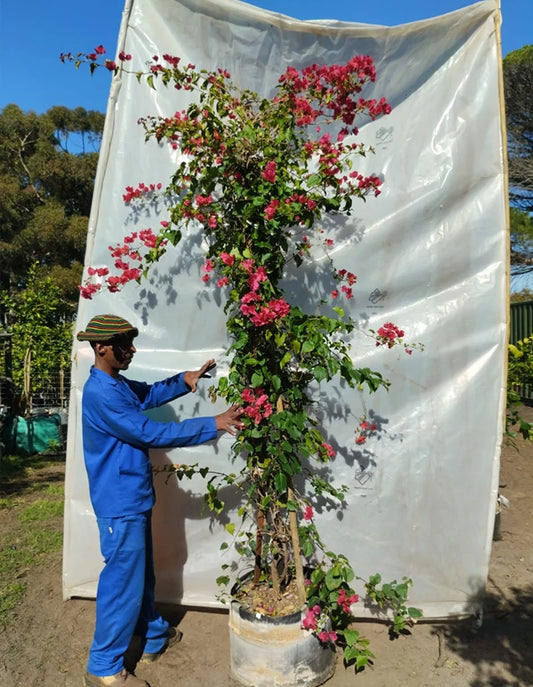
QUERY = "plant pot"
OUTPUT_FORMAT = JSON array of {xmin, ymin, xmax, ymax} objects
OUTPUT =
[{"xmin": 228, "ymin": 599, "xmax": 336, "ymax": 687}]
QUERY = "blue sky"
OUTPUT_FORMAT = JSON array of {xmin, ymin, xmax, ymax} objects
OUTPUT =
[{"xmin": 0, "ymin": 0, "xmax": 531, "ymax": 114}]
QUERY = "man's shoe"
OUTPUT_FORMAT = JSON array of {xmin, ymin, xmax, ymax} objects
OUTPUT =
[
  {"xmin": 139, "ymin": 627, "xmax": 183, "ymax": 663},
  {"xmin": 84, "ymin": 669, "xmax": 149, "ymax": 687}
]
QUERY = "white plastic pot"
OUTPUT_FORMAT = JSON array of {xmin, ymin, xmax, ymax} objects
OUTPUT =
[{"xmin": 228, "ymin": 600, "xmax": 336, "ymax": 687}]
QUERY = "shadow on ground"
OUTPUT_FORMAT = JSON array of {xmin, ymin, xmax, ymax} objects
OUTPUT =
[
  {"xmin": 430, "ymin": 585, "xmax": 533, "ymax": 686},
  {"xmin": 0, "ymin": 454, "xmax": 65, "ymax": 496}
]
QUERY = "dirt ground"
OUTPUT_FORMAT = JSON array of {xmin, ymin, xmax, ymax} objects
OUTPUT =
[{"xmin": 1, "ymin": 407, "xmax": 533, "ymax": 687}]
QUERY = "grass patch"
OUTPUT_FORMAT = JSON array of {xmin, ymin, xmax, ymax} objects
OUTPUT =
[
  {"xmin": 0, "ymin": 582, "xmax": 26, "ymax": 622},
  {"xmin": 0, "ymin": 454, "xmax": 64, "ymax": 627},
  {"xmin": 0, "ymin": 452, "xmax": 55, "ymax": 477},
  {"xmin": 20, "ymin": 498, "xmax": 63, "ymax": 522}
]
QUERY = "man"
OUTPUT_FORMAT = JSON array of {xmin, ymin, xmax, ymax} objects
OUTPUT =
[{"xmin": 76, "ymin": 314, "xmax": 244, "ymax": 687}]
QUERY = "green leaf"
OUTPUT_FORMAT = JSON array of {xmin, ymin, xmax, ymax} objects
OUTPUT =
[
  {"xmin": 251, "ymin": 371, "xmax": 264, "ymax": 387},
  {"xmin": 274, "ymin": 472, "xmax": 287, "ymax": 492},
  {"xmin": 355, "ymin": 654, "xmax": 369, "ymax": 671},
  {"xmin": 343, "ymin": 628, "xmax": 360, "ymax": 646},
  {"xmin": 225, "ymin": 523, "xmax": 235, "ymax": 535},
  {"xmin": 325, "ymin": 567, "xmax": 342, "ymax": 590},
  {"xmin": 280, "ymin": 351, "xmax": 292, "ymax": 368},
  {"xmin": 343, "ymin": 645, "xmax": 360, "ymax": 663},
  {"xmin": 313, "ymin": 365, "xmax": 328, "ymax": 382}
]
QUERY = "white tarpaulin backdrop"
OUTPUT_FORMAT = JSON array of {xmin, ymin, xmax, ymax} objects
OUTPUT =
[{"xmin": 63, "ymin": 0, "xmax": 508, "ymax": 618}]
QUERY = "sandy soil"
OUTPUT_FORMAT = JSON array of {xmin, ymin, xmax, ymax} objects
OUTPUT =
[{"xmin": 1, "ymin": 407, "xmax": 533, "ymax": 687}]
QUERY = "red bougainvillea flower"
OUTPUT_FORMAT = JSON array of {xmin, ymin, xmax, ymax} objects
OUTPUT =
[
  {"xmin": 220, "ymin": 252, "xmax": 235, "ymax": 266},
  {"xmin": 337, "ymin": 588, "xmax": 359, "ymax": 613},
  {"xmin": 321, "ymin": 442, "xmax": 335, "ymax": 458},
  {"xmin": 375, "ymin": 322, "xmax": 405, "ymax": 348},
  {"xmin": 261, "ymin": 160, "xmax": 277, "ymax": 182},
  {"xmin": 301, "ymin": 605, "xmax": 322, "ymax": 630},
  {"xmin": 240, "ymin": 387, "xmax": 273, "ymax": 424}
]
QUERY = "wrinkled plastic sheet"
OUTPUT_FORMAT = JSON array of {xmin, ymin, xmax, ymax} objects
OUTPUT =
[{"xmin": 63, "ymin": 0, "xmax": 507, "ymax": 618}]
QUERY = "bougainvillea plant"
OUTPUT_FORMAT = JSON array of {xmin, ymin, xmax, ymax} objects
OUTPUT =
[{"xmin": 62, "ymin": 45, "xmax": 423, "ymax": 671}]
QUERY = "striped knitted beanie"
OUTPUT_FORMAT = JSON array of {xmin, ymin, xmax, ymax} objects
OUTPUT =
[{"xmin": 76, "ymin": 314, "xmax": 139, "ymax": 342}]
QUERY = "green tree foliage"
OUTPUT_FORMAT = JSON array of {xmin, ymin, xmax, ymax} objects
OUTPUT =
[
  {"xmin": 510, "ymin": 206, "xmax": 533, "ymax": 276},
  {"xmin": 1, "ymin": 263, "xmax": 73, "ymax": 415},
  {"xmin": 504, "ymin": 45, "xmax": 533, "ymax": 215},
  {"xmin": 510, "ymin": 287, "xmax": 533, "ymax": 303},
  {"xmin": 507, "ymin": 334, "xmax": 533, "ymax": 442},
  {"xmin": 0, "ymin": 104, "xmax": 103, "ymax": 308}
]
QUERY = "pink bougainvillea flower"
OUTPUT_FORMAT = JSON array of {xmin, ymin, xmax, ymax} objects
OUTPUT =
[
  {"xmin": 261, "ymin": 160, "xmax": 277, "ymax": 182},
  {"xmin": 195, "ymin": 194, "xmax": 213, "ymax": 206},
  {"xmin": 375, "ymin": 322, "xmax": 405, "ymax": 348},
  {"xmin": 240, "ymin": 387, "xmax": 273, "ymax": 424},
  {"xmin": 302, "ymin": 608, "xmax": 317, "ymax": 630},
  {"xmin": 337, "ymin": 589, "xmax": 359, "ymax": 613},
  {"xmin": 303, "ymin": 505, "xmax": 314, "ymax": 521},
  {"xmin": 87, "ymin": 266, "xmax": 109, "ymax": 277},
  {"xmin": 79, "ymin": 283, "xmax": 102, "ymax": 300},
  {"xmin": 264, "ymin": 198, "xmax": 280, "ymax": 220},
  {"xmin": 321, "ymin": 442, "xmax": 335, "ymax": 458},
  {"xmin": 248, "ymin": 266, "xmax": 268, "ymax": 291},
  {"xmin": 241, "ymin": 258, "xmax": 256, "ymax": 273},
  {"xmin": 220, "ymin": 252, "xmax": 235, "ymax": 266},
  {"xmin": 340, "ymin": 285, "xmax": 353, "ymax": 299},
  {"xmin": 301, "ymin": 604, "xmax": 321, "ymax": 631}
]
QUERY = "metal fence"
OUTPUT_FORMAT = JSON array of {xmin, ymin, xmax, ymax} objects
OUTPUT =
[
  {"xmin": 510, "ymin": 300, "xmax": 533, "ymax": 346},
  {"xmin": 0, "ymin": 331, "xmax": 71, "ymax": 417},
  {"xmin": 0, "ymin": 367, "xmax": 71, "ymax": 415},
  {"xmin": 510, "ymin": 299, "xmax": 533, "ymax": 403}
]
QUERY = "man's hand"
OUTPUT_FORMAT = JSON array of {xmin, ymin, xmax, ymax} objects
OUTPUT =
[
  {"xmin": 215, "ymin": 405, "xmax": 246, "ymax": 435},
  {"xmin": 184, "ymin": 358, "xmax": 216, "ymax": 392}
]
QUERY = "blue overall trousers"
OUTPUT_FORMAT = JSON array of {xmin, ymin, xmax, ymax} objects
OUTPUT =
[
  {"xmin": 81, "ymin": 367, "xmax": 218, "ymax": 676},
  {"xmin": 87, "ymin": 511, "xmax": 168, "ymax": 676}
]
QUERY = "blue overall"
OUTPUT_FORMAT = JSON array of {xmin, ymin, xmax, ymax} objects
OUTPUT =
[{"xmin": 81, "ymin": 366, "xmax": 217, "ymax": 676}]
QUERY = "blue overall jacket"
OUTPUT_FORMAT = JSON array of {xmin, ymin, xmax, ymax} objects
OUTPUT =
[{"xmin": 81, "ymin": 366, "xmax": 217, "ymax": 517}]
